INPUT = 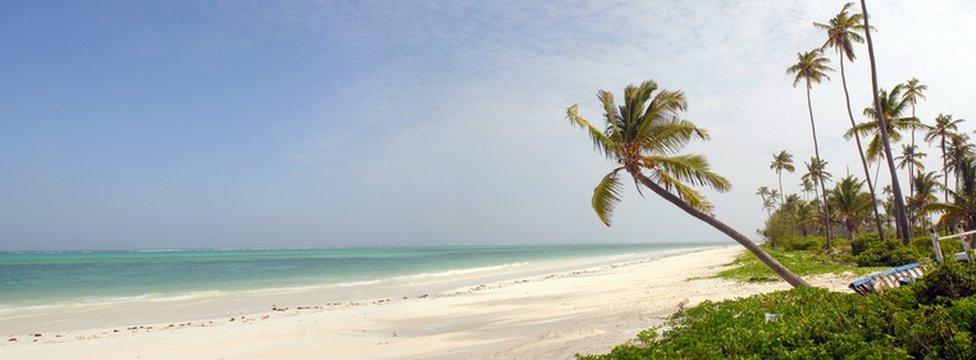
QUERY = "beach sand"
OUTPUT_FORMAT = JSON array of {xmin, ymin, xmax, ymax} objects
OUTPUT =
[{"xmin": 0, "ymin": 246, "xmax": 855, "ymax": 359}]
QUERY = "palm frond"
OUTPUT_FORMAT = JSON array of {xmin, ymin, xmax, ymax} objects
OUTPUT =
[
  {"xmin": 644, "ymin": 154, "xmax": 731, "ymax": 192},
  {"xmin": 566, "ymin": 104, "xmax": 619, "ymax": 159},
  {"xmin": 592, "ymin": 169, "xmax": 624, "ymax": 226}
]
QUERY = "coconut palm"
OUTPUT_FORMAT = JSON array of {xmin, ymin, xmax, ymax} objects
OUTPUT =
[
  {"xmin": 770, "ymin": 151, "xmax": 795, "ymax": 204},
  {"xmin": 928, "ymin": 158, "xmax": 976, "ymax": 230},
  {"xmin": 815, "ymin": 1, "xmax": 885, "ymax": 241},
  {"xmin": 829, "ymin": 176, "xmax": 873, "ymax": 240},
  {"xmin": 565, "ymin": 79, "xmax": 808, "ymax": 287},
  {"xmin": 925, "ymin": 114, "xmax": 966, "ymax": 201},
  {"xmin": 945, "ymin": 134, "xmax": 975, "ymax": 193},
  {"xmin": 858, "ymin": 0, "xmax": 911, "ymax": 244},
  {"xmin": 911, "ymin": 171, "xmax": 943, "ymax": 227},
  {"xmin": 799, "ymin": 178, "xmax": 817, "ymax": 200},
  {"xmin": 902, "ymin": 78, "xmax": 928, "ymax": 154},
  {"xmin": 787, "ymin": 49, "xmax": 834, "ymax": 242},
  {"xmin": 802, "ymin": 157, "xmax": 833, "ymax": 246},
  {"xmin": 845, "ymin": 85, "xmax": 922, "ymax": 162},
  {"xmin": 756, "ymin": 186, "xmax": 777, "ymax": 216},
  {"xmin": 895, "ymin": 144, "xmax": 925, "ymax": 200}
]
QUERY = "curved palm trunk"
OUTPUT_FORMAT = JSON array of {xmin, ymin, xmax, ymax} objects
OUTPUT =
[
  {"xmin": 861, "ymin": 0, "xmax": 911, "ymax": 244},
  {"xmin": 634, "ymin": 173, "xmax": 810, "ymax": 288},
  {"xmin": 839, "ymin": 55, "xmax": 886, "ymax": 240},
  {"xmin": 805, "ymin": 82, "xmax": 833, "ymax": 246}
]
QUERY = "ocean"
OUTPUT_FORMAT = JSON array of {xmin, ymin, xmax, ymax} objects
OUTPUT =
[{"xmin": 0, "ymin": 243, "xmax": 715, "ymax": 309}]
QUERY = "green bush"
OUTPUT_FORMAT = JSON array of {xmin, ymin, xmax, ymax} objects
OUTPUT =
[
  {"xmin": 581, "ymin": 261, "xmax": 976, "ymax": 360},
  {"xmin": 852, "ymin": 233, "xmax": 923, "ymax": 267},
  {"xmin": 777, "ymin": 235, "xmax": 824, "ymax": 251}
]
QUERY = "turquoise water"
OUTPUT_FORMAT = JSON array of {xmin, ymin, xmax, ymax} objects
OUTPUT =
[{"xmin": 0, "ymin": 243, "xmax": 713, "ymax": 308}]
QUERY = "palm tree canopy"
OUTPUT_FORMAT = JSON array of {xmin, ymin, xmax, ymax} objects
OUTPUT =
[
  {"xmin": 802, "ymin": 158, "xmax": 832, "ymax": 185},
  {"xmin": 770, "ymin": 151, "xmax": 796, "ymax": 173},
  {"xmin": 902, "ymin": 78, "xmax": 928, "ymax": 105},
  {"xmin": 896, "ymin": 144, "xmax": 926, "ymax": 171},
  {"xmin": 786, "ymin": 49, "xmax": 832, "ymax": 89},
  {"xmin": 566, "ymin": 79, "xmax": 730, "ymax": 225},
  {"xmin": 829, "ymin": 176, "xmax": 872, "ymax": 222},
  {"xmin": 913, "ymin": 171, "xmax": 943, "ymax": 203},
  {"xmin": 844, "ymin": 85, "xmax": 923, "ymax": 160},
  {"xmin": 924, "ymin": 113, "xmax": 966, "ymax": 144},
  {"xmin": 814, "ymin": 2, "xmax": 868, "ymax": 61}
]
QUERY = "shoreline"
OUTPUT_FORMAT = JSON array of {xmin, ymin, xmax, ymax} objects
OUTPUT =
[
  {"xmin": 0, "ymin": 246, "xmax": 712, "ymax": 336},
  {"xmin": 0, "ymin": 246, "xmax": 855, "ymax": 359}
]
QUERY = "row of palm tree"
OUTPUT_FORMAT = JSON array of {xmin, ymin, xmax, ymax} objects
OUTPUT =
[{"xmin": 562, "ymin": 0, "xmax": 967, "ymax": 288}]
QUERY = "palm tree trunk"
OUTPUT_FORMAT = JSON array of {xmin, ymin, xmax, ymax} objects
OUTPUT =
[
  {"xmin": 861, "ymin": 0, "xmax": 911, "ymax": 244},
  {"xmin": 910, "ymin": 103, "xmax": 916, "ymax": 200},
  {"xmin": 845, "ymin": 220, "xmax": 855, "ymax": 241},
  {"xmin": 806, "ymin": 82, "xmax": 833, "ymax": 246},
  {"xmin": 634, "ymin": 173, "xmax": 810, "ymax": 288},
  {"xmin": 778, "ymin": 171, "xmax": 784, "ymax": 204},
  {"xmin": 942, "ymin": 137, "xmax": 949, "ymax": 202},
  {"xmin": 839, "ymin": 55, "xmax": 886, "ymax": 240}
]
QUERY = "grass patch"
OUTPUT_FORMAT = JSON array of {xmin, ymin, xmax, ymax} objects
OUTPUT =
[{"xmin": 716, "ymin": 247, "xmax": 883, "ymax": 282}]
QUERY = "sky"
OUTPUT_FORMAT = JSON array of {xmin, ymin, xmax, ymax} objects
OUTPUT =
[{"xmin": 2, "ymin": 1, "xmax": 975, "ymax": 251}]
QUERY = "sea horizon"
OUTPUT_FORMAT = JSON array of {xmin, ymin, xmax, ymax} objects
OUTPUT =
[{"xmin": 0, "ymin": 242, "xmax": 719, "ymax": 310}]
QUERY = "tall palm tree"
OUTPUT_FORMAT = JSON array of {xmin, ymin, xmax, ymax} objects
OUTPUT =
[
  {"xmin": 565, "ymin": 79, "xmax": 809, "ymax": 287},
  {"xmin": 770, "ymin": 151, "xmax": 795, "ymax": 204},
  {"xmin": 895, "ymin": 144, "xmax": 925, "ymax": 201},
  {"xmin": 859, "ymin": 0, "xmax": 911, "ymax": 244},
  {"xmin": 829, "ymin": 176, "xmax": 873, "ymax": 240},
  {"xmin": 815, "ymin": 1, "xmax": 885, "ymax": 241},
  {"xmin": 896, "ymin": 145, "xmax": 925, "ymax": 230},
  {"xmin": 787, "ymin": 49, "xmax": 834, "ymax": 243},
  {"xmin": 902, "ymin": 78, "xmax": 928, "ymax": 159},
  {"xmin": 925, "ymin": 114, "xmax": 966, "ymax": 201}
]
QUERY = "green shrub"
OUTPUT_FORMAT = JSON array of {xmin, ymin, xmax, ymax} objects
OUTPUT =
[
  {"xmin": 582, "ymin": 260, "xmax": 976, "ymax": 360},
  {"xmin": 853, "ymin": 233, "xmax": 923, "ymax": 267},
  {"xmin": 778, "ymin": 235, "xmax": 824, "ymax": 251}
]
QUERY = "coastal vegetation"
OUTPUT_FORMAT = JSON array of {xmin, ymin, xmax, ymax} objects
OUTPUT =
[
  {"xmin": 575, "ymin": 1, "xmax": 976, "ymax": 358},
  {"xmin": 581, "ymin": 260, "xmax": 976, "ymax": 359}
]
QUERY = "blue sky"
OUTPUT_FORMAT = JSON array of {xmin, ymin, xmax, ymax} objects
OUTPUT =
[{"xmin": 2, "ymin": 1, "xmax": 975, "ymax": 250}]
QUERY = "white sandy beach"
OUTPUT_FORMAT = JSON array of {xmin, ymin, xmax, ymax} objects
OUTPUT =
[{"xmin": 0, "ymin": 246, "xmax": 854, "ymax": 359}]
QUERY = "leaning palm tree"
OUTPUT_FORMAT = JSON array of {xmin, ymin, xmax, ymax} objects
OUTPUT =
[
  {"xmin": 925, "ymin": 114, "xmax": 966, "ymax": 201},
  {"xmin": 859, "ymin": 0, "xmax": 911, "ymax": 244},
  {"xmin": 902, "ymin": 78, "xmax": 928, "ymax": 153},
  {"xmin": 565, "ymin": 79, "xmax": 809, "ymax": 287},
  {"xmin": 787, "ymin": 49, "xmax": 834, "ymax": 242},
  {"xmin": 829, "ymin": 176, "xmax": 873, "ymax": 240},
  {"xmin": 770, "ymin": 151, "xmax": 795, "ymax": 204},
  {"xmin": 815, "ymin": 1, "xmax": 885, "ymax": 241}
]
